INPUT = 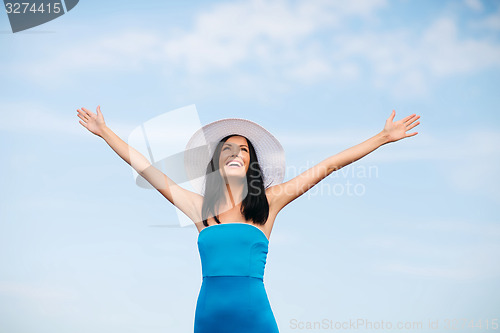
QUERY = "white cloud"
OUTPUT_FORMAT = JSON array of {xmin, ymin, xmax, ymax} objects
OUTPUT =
[
  {"xmin": 422, "ymin": 18, "xmax": 500, "ymax": 76},
  {"xmin": 0, "ymin": 102, "xmax": 79, "ymax": 135},
  {"xmin": 8, "ymin": 0, "xmax": 500, "ymax": 99},
  {"xmin": 472, "ymin": 6, "xmax": 500, "ymax": 30},
  {"xmin": 360, "ymin": 218, "xmax": 500, "ymax": 280},
  {"xmin": 483, "ymin": 9, "xmax": 500, "ymax": 30},
  {"xmin": 464, "ymin": 0, "xmax": 483, "ymax": 12},
  {"xmin": 15, "ymin": 31, "xmax": 164, "ymax": 86},
  {"xmin": 285, "ymin": 58, "xmax": 333, "ymax": 82},
  {"xmin": 0, "ymin": 102, "xmax": 136, "ymax": 138},
  {"xmin": 163, "ymin": 0, "xmax": 387, "ymax": 75},
  {"xmin": 11, "ymin": 0, "xmax": 388, "ymax": 89},
  {"xmin": 332, "ymin": 17, "xmax": 500, "ymax": 97}
]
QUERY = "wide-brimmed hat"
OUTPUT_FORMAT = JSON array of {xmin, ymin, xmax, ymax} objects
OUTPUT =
[{"xmin": 184, "ymin": 118, "xmax": 286, "ymax": 195}]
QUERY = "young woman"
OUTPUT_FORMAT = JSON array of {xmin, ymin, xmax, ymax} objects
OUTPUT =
[{"xmin": 77, "ymin": 106, "xmax": 420, "ymax": 332}]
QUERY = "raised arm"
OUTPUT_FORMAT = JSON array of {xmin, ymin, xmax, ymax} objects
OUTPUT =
[
  {"xmin": 77, "ymin": 106, "xmax": 203, "ymax": 223},
  {"xmin": 267, "ymin": 110, "xmax": 420, "ymax": 213}
]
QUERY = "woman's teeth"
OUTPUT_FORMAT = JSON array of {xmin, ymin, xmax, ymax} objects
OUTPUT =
[{"xmin": 227, "ymin": 161, "xmax": 242, "ymax": 167}]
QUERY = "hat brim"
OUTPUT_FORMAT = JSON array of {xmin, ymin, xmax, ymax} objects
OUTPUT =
[{"xmin": 183, "ymin": 118, "xmax": 286, "ymax": 195}]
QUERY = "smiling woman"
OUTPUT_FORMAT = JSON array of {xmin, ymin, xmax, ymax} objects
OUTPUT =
[
  {"xmin": 76, "ymin": 107, "xmax": 420, "ymax": 333},
  {"xmin": 202, "ymin": 134, "xmax": 269, "ymax": 228},
  {"xmin": 220, "ymin": 136, "xmax": 250, "ymax": 175},
  {"xmin": 221, "ymin": 136, "xmax": 249, "ymax": 168},
  {"xmin": 183, "ymin": 119, "xmax": 286, "ymax": 333}
]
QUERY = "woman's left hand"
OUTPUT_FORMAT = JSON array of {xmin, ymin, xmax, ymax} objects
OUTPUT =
[{"xmin": 382, "ymin": 110, "xmax": 420, "ymax": 143}]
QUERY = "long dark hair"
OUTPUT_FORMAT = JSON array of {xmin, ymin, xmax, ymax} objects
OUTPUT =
[{"xmin": 201, "ymin": 134, "xmax": 269, "ymax": 227}]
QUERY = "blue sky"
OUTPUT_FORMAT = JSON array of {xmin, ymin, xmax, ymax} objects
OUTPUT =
[{"xmin": 1, "ymin": 0, "xmax": 499, "ymax": 332}]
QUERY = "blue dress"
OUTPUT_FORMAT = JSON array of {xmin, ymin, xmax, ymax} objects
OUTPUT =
[{"xmin": 194, "ymin": 223, "xmax": 280, "ymax": 333}]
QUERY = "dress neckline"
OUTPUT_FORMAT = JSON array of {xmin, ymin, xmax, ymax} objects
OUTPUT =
[{"xmin": 198, "ymin": 222, "xmax": 269, "ymax": 242}]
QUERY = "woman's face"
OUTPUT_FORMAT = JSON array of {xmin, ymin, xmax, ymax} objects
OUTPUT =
[{"xmin": 218, "ymin": 135, "xmax": 250, "ymax": 178}]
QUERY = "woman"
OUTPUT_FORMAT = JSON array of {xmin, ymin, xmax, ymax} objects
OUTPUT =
[{"xmin": 77, "ymin": 106, "xmax": 420, "ymax": 332}]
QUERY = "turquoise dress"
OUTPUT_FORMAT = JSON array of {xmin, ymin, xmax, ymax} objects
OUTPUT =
[{"xmin": 194, "ymin": 223, "xmax": 280, "ymax": 332}]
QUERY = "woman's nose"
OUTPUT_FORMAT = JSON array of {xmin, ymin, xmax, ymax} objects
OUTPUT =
[{"xmin": 230, "ymin": 147, "xmax": 241, "ymax": 155}]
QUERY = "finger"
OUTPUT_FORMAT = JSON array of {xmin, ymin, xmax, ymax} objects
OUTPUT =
[
  {"xmin": 79, "ymin": 120, "xmax": 88, "ymax": 129},
  {"xmin": 407, "ymin": 115, "xmax": 420, "ymax": 123},
  {"xmin": 76, "ymin": 109, "xmax": 88, "ymax": 118},
  {"xmin": 406, "ymin": 131, "xmax": 418, "ymax": 137},
  {"xmin": 403, "ymin": 114, "xmax": 417, "ymax": 123},
  {"xmin": 81, "ymin": 107, "xmax": 93, "ymax": 117},
  {"xmin": 405, "ymin": 116, "xmax": 420, "ymax": 126},
  {"xmin": 77, "ymin": 109, "xmax": 89, "ymax": 117},
  {"xmin": 388, "ymin": 109, "xmax": 395, "ymax": 122},
  {"xmin": 77, "ymin": 113, "xmax": 87, "ymax": 122},
  {"xmin": 407, "ymin": 121, "xmax": 420, "ymax": 130},
  {"xmin": 407, "ymin": 114, "xmax": 420, "ymax": 122}
]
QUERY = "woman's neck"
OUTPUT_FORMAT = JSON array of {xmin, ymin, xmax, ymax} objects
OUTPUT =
[{"xmin": 222, "ymin": 181, "xmax": 247, "ymax": 208}]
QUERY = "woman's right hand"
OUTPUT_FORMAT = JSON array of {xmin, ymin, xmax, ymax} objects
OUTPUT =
[{"xmin": 77, "ymin": 105, "xmax": 107, "ymax": 138}]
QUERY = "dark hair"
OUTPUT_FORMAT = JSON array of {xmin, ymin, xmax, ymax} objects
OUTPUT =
[{"xmin": 201, "ymin": 134, "xmax": 269, "ymax": 227}]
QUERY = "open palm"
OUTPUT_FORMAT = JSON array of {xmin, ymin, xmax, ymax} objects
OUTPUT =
[
  {"xmin": 77, "ymin": 105, "xmax": 106, "ymax": 137},
  {"xmin": 383, "ymin": 110, "xmax": 420, "ymax": 143}
]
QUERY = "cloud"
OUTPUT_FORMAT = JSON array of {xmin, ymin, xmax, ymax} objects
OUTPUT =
[
  {"xmin": 464, "ymin": 0, "xmax": 484, "ymax": 12},
  {"xmin": 0, "ymin": 102, "xmax": 136, "ymax": 137},
  {"xmin": 470, "ymin": 6, "xmax": 500, "ymax": 30},
  {"xmin": 0, "ymin": 102, "xmax": 79, "ymax": 135},
  {"xmin": 163, "ymin": 0, "xmax": 387, "ymax": 74},
  {"xmin": 160, "ymin": 1, "xmax": 500, "ymax": 97},
  {"xmin": 8, "ymin": 0, "xmax": 500, "ymax": 99},
  {"xmin": 360, "ymin": 218, "xmax": 500, "ymax": 280},
  {"xmin": 333, "ymin": 16, "xmax": 500, "ymax": 97},
  {"xmin": 422, "ymin": 18, "xmax": 500, "ymax": 76},
  {"xmin": 482, "ymin": 7, "xmax": 500, "ymax": 30},
  {"xmin": 13, "ymin": 31, "xmax": 164, "ymax": 87},
  {"xmin": 10, "ymin": 0, "xmax": 387, "ymax": 93}
]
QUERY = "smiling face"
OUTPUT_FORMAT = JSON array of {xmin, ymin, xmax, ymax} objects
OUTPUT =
[{"xmin": 218, "ymin": 135, "xmax": 250, "ymax": 177}]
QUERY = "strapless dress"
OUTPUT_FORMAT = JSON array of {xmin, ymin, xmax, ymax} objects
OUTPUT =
[{"xmin": 194, "ymin": 223, "xmax": 279, "ymax": 332}]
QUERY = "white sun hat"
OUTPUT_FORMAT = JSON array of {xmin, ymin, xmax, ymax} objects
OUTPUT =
[{"xmin": 184, "ymin": 118, "xmax": 286, "ymax": 195}]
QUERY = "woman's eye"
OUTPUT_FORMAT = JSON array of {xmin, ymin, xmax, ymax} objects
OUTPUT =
[{"xmin": 223, "ymin": 146, "xmax": 247, "ymax": 152}]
